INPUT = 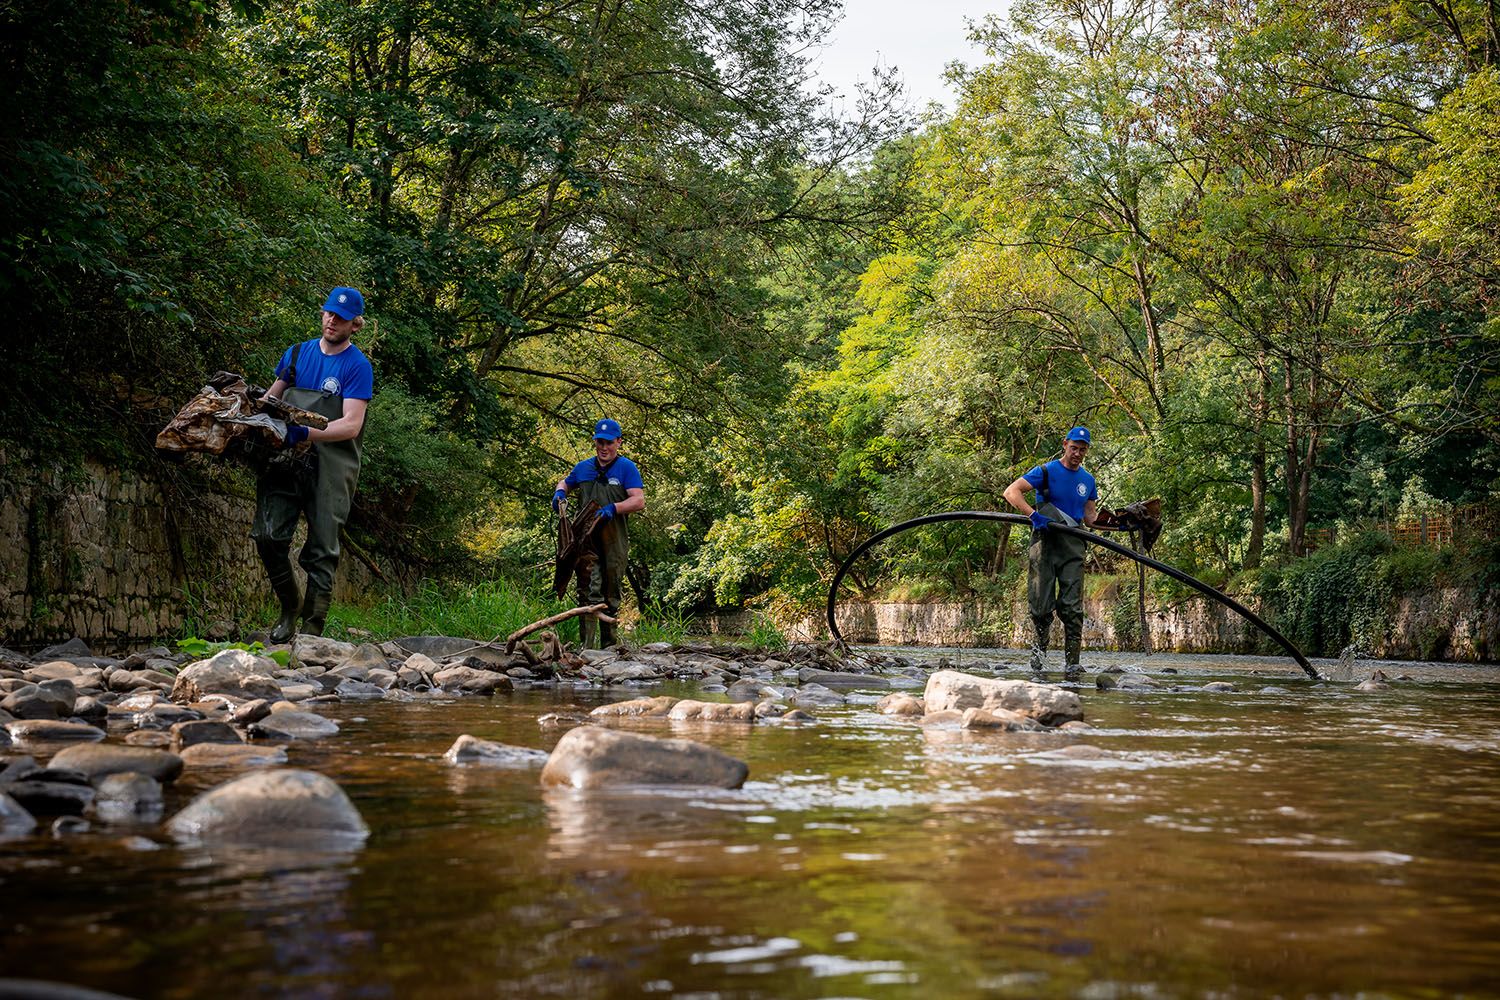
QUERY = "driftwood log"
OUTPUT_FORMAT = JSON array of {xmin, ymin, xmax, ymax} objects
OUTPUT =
[{"xmin": 505, "ymin": 604, "xmax": 616, "ymax": 654}]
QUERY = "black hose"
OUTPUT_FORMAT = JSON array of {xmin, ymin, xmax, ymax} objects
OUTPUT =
[{"xmin": 825, "ymin": 511, "xmax": 1318, "ymax": 680}]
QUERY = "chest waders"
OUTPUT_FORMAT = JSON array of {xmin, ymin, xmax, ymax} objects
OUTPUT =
[
  {"xmin": 250, "ymin": 344, "xmax": 363, "ymax": 639},
  {"xmin": 572, "ymin": 459, "xmax": 629, "ymax": 648},
  {"xmin": 1028, "ymin": 467, "xmax": 1089, "ymax": 678}
]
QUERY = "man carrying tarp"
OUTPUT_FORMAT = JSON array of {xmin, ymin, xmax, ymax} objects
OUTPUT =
[
  {"xmin": 552, "ymin": 418, "xmax": 646, "ymax": 648},
  {"xmin": 1003, "ymin": 426, "xmax": 1098, "ymax": 681},
  {"xmin": 251, "ymin": 287, "xmax": 374, "ymax": 641}
]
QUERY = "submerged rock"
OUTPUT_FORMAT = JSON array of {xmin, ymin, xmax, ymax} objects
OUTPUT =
[
  {"xmin": 432, "ymin": 666, "xmax": 513, "ymax": 695},
  {"xmin": 797, "ymin": 668, "xmax": 888, "ymax": 690},
  {"xmin": 247, "ymin": 710, "xmax": 339, "ymax": 741},
  {"xmin": 540, "ymin": 726, "xmax": 749, "ymax": 789},
  {"xmin": 666, "ymin": 699, "xmax": 757, "ymax": 723},
  {"xmin": 93, "ymin": 772, "xmax": 164, "ymax": 822},
  {"xmin": 443, "ymin": 735, "xmax": 550, "ymax": 767},
  {"xmin": 179, "ymin": 743, "xmax": 289, "ymax": 768},
  {"xmin": 0, "ymin": 791, "xmax": 37, "ymax": 837},
  {"xmin": 49, "ymin": 743, "xmax": 184, "ymax": 784},
  {"xmin": 875, "ymin": 692, "xmax": 925, "ymax": 716},
  {"xmin": 5, "ymin": 719, "xmax": 106, "ymax": 744},
  {"xmin": 166, "ymin": 768, "xmax": 369, "ymax": 844},
  {"xmin": 961, "ymin": 707, "xmax": 1041, "ymax": 731},
  {"xmin": 169, "ymin": 719, "xmax": 242, "ymax": 752},
  {"xmin": 923, "ymin": 670, "xmax": 1083, "ymax": 727},
  {"xmin": 590, "ymin": 696, "xmax": 679, "ymax": 718}
]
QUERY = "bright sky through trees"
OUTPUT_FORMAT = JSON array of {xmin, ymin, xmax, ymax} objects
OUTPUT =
[{"xmin": 810, "ymin": 0, "xmax": 1000, "ymax": 110}]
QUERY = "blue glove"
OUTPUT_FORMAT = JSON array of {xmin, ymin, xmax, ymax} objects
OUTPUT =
[
  {"xmin": 1030, "ymin": 510, "xmax": 1050, "ymax": 532},
  {"xmin": 284, "ymin": 424, "xmax": 309, "ymax": 447},
  {"xmin": 597, "ymin": 503, "xmax": 616, "ymax": 522},
  {"xmin": 552, "ymin": 488, "xmax": 567, "ymax": 512}
]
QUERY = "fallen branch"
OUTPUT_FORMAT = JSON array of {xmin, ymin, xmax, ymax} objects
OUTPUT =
[{"xmin": 505, "ymin": 604, "xmax": 615, "ymax": 652}]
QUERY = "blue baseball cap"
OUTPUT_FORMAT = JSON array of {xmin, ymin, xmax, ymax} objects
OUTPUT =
[
  {"xmin": 322, "ymin": 286, "xmax": 364, "ymax": 320},
  {"xmin": 1066, "ymin": 426, "xmax": 1091, "ymax": 444},
  {"xmin": 593, "ymin": 418, "xmax": 623, "ymax": 440}
]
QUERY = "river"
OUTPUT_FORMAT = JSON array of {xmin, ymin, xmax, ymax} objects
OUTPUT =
[{"xmin": 3, "ymin": 649, "xmax": 1499, "ymax": 998}]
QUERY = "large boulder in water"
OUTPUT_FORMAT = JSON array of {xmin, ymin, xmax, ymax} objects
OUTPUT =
[
  {"xmin": 540, "ymin": 726, "xmax": 748, "ymax": 789},
  {"xmin": 170, "ymin": 650, "xmax": 282, "ymax": 703},
  {"xmin": 923, "ymin": 670, "xmax": 1082, "ymax": 727},
  {"xmin": 166, "ymin": 769, "xmax": 368, "ymax": 844}
]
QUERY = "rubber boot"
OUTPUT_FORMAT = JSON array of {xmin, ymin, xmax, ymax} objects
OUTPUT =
[
  {"xmin": 1063, "ymin": 635, "xmax": 1083, "ymax": 682},
  {"xmin": 600, "ymin": 620, "xmax": 618, "ymax": 648},
  {"xmin": 1029, "ymin": 645, "xmax": 1047, "ymax": 675},
  {"xmin": 579, "ymin": 615, "xmax": 598, "ymax": 650},
  {"xmin": 259, "ymin": 544, "xmax": 301, "ymax": 644},
  {"xmin": 301, "ymin": 589, "xmax": 332, "ymax": 637}
]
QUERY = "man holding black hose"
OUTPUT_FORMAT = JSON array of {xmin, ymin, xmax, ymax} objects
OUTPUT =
[{"xmin": 1003, "ymin": 426, "xmax": 1098, "ymax": 681}]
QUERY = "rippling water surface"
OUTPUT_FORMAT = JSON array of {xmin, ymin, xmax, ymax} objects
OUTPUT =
[{"xmin": 3, "ymin": 650, "xmax": 1500, "ymax": 998}]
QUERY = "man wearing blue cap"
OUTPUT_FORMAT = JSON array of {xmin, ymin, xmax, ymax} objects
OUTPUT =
[
  {"xmin": 251, "ymin": 286, "xmax": 374, "ymax": 641},
  {"xmin": 1003, "ymin": 426, "xmax": 1098, "ymax": 680},
  {"xmin": 553, "ymin": 418, "xmax": 646, "ymax": 647}
]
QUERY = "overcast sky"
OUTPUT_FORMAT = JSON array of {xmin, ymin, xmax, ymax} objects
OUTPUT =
[{"xmin": 805, "ymin": 1, "xmax": 1010, "ymax": 112}]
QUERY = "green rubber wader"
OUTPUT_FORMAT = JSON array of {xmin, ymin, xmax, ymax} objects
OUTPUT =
[
  {"xmin": 250, "ymin": 384, "xmax": 362, "ymax": 598},
  {"xmin": 1028, "ymin": 502, "xmax": 1087, "ymax": 656},
  {"xmin": 572, "ymin": 465, "xmax": 630, "ymax": 648}
]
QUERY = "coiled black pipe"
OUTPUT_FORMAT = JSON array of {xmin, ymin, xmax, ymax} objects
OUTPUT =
[{"xmin": 825, "ymin": 511, "xmax": 1318, "ymax": 680}]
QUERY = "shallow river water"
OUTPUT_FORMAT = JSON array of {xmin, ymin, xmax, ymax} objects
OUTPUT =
[{"xmin": 4, "ymin": 649, "xmax": 1500, "ymax": 999}]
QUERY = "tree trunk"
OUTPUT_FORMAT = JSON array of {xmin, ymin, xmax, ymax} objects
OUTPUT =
[{"xmin": 1246, "ymin": 360, "xmax": 1269, "ymax": 569}]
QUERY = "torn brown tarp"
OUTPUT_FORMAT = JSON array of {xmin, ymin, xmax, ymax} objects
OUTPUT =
[
  {"xmin": 552, "ymin": 500, "xmax": 600, "ymax": 599},
  {"xmin": 154, "ymin": 372, "xmax": 328, "ymax": 456},
  {"xmin": 1094, "ymin": 498, "xmax": 1164, "ymax": 551}
]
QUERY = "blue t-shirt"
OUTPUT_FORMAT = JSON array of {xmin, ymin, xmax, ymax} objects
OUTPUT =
[
  {"xmin": 565, "ymin": 455, "xmax": 644, "ymax": 491},
  {"xmin": 274, "ymin": 340, "xmax": 374, "ymax": 400},
  {"xmin": 1022, "ymin": 460, "xmax": 1097, "ymax": 522}
]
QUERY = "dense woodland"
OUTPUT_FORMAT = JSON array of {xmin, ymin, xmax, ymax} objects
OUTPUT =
[{"xmin": 3, "ymin": 0, "xmax": 1498, "ymax": 651}]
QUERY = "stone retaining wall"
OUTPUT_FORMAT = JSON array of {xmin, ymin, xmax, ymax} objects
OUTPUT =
[
  {"xmin": 1, "ymin": 448, "xmax": 391, "ymax": 650},
  {"xmin": 795, "ymin": 587, "xmax": 1498, "ymax": 663}
]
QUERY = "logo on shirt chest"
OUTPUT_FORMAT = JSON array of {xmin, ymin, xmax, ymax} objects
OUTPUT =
[
  {"xmin": 1076, "ymin": 483, "xmax": 1088, "ymax": 497},
  {"xmin": 608, "ymin": 477, "xmax": 621, "ymax": 487},
  {"xmin": 321, "ymin": 376, "xmax": 342, "ymax": 395}
]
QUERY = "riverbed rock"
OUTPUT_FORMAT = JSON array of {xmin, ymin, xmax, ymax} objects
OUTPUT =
[
  {"xmin": 247, "ymin": 710, "xmax": 339, "ymax": 741},
  {"xmin": 667, "ymin": 699, "xmax": 757, "ymax": 723},
  {"xmin": 179, "ymin": 742, "xmax": 289, "ymax": 768},
  {"xmin": 50, "ymin": 743, "xmax": 184, "ymax": 783},
  {"xmin": 540, "ymin": 726, "xmax": 749, "ymax": 790},
  {"xmin": 591, "ymin": 696, "xmax": 680, "ymax": 718},
  {"xmin": 71, "ymin": 696, "xmax": 107, "ymax": 725},
  {"xmin": 124, "ymin": 730, "xmax": 172, "ymax": 747},
  {"xmin": 291, "ymin": 634, "xmax": 357, "ymax": 668},
  {"xmin": 443, "ymin": 735, "xmax": 551, "ymax": 767},
  {"xmin": 334, "ymin": 678, "xmax": 387, "ymax": 701},
  {"xmin": 875, "ymin": 693, "xmax": 925, "ymax": 716},
  {"xmin": 5, "ymin": 719, "xmax": 107, "ymax": 744},
  {"xmin": 92, "ymin": 772, "xmax": 164, "ymax": 822},
  {"xmin": 0, "ymin": 791, "xmax": 37, "ymax": 836},
  {"xmin": 791, "ymin": 683, "xmax": 846, "ymax": 707},
  {"xmin": 166, "ymin": 768, "xmax": 369, "ymax": 844},
  {"xmin": 432, "ymin": 666, "xmax": 513, "ymax": 695},
  {"xmin": 961, "ymin": 707, "xmax": 1041, "ymax": 731},
  {"xmin": 25, "ymin": 661, "xmax": 104, "ymax": 689},
  {"xmin": 798, "ymin": 668, "xmax": 888, "ymax": 689},
  {"xmin": 1034, "ymin": 744, "xmax": 1115, "ymax": 762},
  {"xmin": 229, "ymin": 699, "xmax": 273, "ymax": 725},
  {"xmin": 6, "ymin": 779, "xmax": 94, "ymax": 815},
  {"xmin": 917, "ymin": 709, "xmax": 967, "ymax": 728},
  {"xmin": 593, "ymin": 661, "xmax": 663, "ymax": 683},
  {"xmin": 923, "ymin": 670, "xmax": 1083, "ymax": 727},
  {"xmin": 1356, "ymin": 670, "xmax": 1390, "ymax": 691},
  {"xmin": 169, "ymin": 720, "xmax": 242, "ymax": 752},
  {"xmin": 1201, "ymin": 682, "xmax": 1236, "ymax": 693},
  {"xmin": 170, "ymin": 650, "xmax": 282, "ymax": 703},
  {"xmin": 1113, "ymin": 673, "xmax": 1158, "ymax": 691},
  {"xmin": 37, "ymin": 637, "xmax": 93, "ymax": 660},
  {"xmin": 2, "ymin": 680, "xmax": 76, "ymax": 720}
]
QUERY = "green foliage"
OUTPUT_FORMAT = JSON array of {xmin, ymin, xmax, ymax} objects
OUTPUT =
[
  {"xmin": 628, "ymin": 601, "xmax": 693, "ymax": 647},
  {"xmin": 744, "ymin": 612, "xmax": 789, "ymax": 652},
  {"xmin": 326, "ymin": 580, "xmax": 563, "ymax": 643},
  {"xmin": 176, "ymin": 638, "xmax": 290, "ymax": 668}
]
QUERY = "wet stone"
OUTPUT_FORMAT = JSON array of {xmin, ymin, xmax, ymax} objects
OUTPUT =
[
  {"xmin": 50, "ymin": 743, "xmax": 184, "ymax": 783},
  {"xmin": 443, "ymin": 735, "xmax": 551, "ymax": 767},
  {"xmin": 170, "ymin": 720, "xmax": 242, "ymax": 752},
  {"xmin": 334, "ymin": 679, "xmax": 386, "ymax": 701},
  {"xmin": 924, "ymin": 670, "xmax": 1083, "ymax": 727},
  {"xmin": 1, "ymin": 680, "xmax": 76, "ymax": 720},
  {"xmin": 591, "ymin": 696, "xmax": 680, "ymax": 718},
  {"xmin": 540, "ymin": 726, "xmax": 749, "ymax": 790},
  {"xmin": 433, "ymin": 666, "xmax": 513, "ymax": 696},
  {"xmin": 248, "ymin": 711, "xmax": 339, "ymax": 741},
  {"xmin": 5, "ymin": 719, "xmax": 106, "ymax": 744},
  {"xmin": 52, "ymin": 815, "xmax": 91, "ymax": 836},
  {"xmin": 7, "ymin": 780, "xmax": 95, "ymax": 815},
  {"xmin": 124, "ymin": 730, "xmax": 172, "ymax": 748},
  {"xmin": 667, "ymin": 699, "xmax": 757, "ymax": 723},
  {"xmin": 179, "ymin": 742, "xmax": 289, "ymax": 768},
  {"xmin": 0, "ymin": 790, "xmax": 37, "ymax": 836},
  {"xmin": 166, "ymin": 768, "xmax": 369, "ymax": 845},
  {"xmin": 93, "ymin": 772, "xmax": 164, "ymax": 822},
  {"xmin": 229, "ymin": 699, "xmax": 273, "ymax": 725},
  {"xmin": 875, "ymin": 692, "xmax": 925, "ymax": 716},
  {"xmin": 170, "ymin": 649, "xmax": 282, "ymax": 703},
  {"xmin": 71, "ymin": 696, "xmax": 108, "ymax": 725}
]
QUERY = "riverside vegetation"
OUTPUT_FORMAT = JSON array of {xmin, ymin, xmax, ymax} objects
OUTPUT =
[{"xmin": 3, "ymin": 0, "xmax": 1498, "ymax": 651}]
